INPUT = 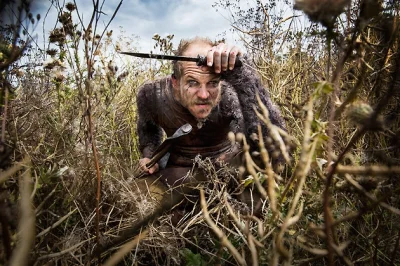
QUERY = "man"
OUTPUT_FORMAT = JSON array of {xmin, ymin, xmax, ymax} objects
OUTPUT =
[{"xmin": 134, "ymin": 37, "xmax": 285, "ymax": 217}]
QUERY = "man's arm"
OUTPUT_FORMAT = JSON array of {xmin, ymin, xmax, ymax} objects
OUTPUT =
[
  {"xmin": 221, "ymin": 56, "xmax": 286, "ymax": 153},
  {"xmin": 137, "ymin": 82, "xmax": 164, "ymax": 174},
  {"xmin": 205, "ymin": 43, "xmax": 286, "ymax": 156}
]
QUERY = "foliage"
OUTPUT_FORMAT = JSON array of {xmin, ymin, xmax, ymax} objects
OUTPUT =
[
  {"xmin": 0, "ymin": 0, "xmax": 400, "ymax": 265},
  {"xmin": 180, "ymin": 248, "xmax": 207, "ymax": 266}
]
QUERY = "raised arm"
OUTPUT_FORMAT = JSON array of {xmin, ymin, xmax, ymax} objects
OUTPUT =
[
  {"xmin": 222, "ymin": 56, "xmax": 286, "ymax": 152},
  {"xmin": 205, "ymin": 43, "xmax": 286, "ymax": 153}
]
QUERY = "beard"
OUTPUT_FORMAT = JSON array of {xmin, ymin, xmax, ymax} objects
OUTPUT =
[{"xmin": 179, "ymin": 92, "xmax": 220, "ymax": 119}]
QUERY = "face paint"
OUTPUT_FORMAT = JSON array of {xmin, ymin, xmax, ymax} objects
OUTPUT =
[
  {"xmin": 175, "ymin": 63, "xmax": 221, "ymax": 119},
  {"xmin": 172, "ymin": 42, "xmax": 222, "ymax": 120}
]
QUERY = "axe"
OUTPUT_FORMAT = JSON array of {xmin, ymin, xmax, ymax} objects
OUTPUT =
[{"xmin": 145, "ymin": 123, "xmax": 192, "ymax": 170}]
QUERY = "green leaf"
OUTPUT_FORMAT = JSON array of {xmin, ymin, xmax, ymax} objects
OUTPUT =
[
  {"xmin": 242, "ymin": 176, "xmax": 254, "ymax": 187},
  {"xmin": 312, "ymin": 81, "xmax": 334, "ymax": 98},
  {"xmin": 180, "ymin": 248, "xmax": 206, "ymax": 266},
  {"xmin": 242, "ymin": 173, "xmax": 266, "ymax": 188},
  {"xmin": 321, "ymin": 83, "xmax": 333, "ymax": 94}
]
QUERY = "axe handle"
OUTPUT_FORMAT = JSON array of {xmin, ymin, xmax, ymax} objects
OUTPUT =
[
  {"xmin": 145, "ymin": 144, "xmax": 171, "ymax": 169},
  {"xmin": 144, "ymin": 123, "xmax": 192, "ymax": 170}
]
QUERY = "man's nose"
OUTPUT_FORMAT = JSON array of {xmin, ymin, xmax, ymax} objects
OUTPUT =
[{"xmin": 197, "ymin": 86, "xmax": 209, "ymax": 99}]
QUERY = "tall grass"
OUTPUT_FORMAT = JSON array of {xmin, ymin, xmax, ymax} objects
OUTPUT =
[{"xmin": 1, "ymin": 0, "xmax": 400, "ymax": 265}]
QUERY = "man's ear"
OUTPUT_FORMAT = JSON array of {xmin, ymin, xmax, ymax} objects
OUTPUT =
[{"xmin": 171, "ymin": 74, "xmax": 179, "ymax": 89}]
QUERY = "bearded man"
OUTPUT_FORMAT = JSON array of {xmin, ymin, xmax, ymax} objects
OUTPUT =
[{"xmin": 135, "ymin": 37, "xmax": 285, "ymax": 218}]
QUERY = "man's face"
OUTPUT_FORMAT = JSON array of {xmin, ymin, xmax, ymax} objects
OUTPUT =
[{"xmin": 172, "ymin": 43, "xmax": 222, "ymax": 120}]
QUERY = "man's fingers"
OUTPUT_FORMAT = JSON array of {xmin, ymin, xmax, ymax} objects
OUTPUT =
[
  {"xmin": 148, "ymin": 163, "xmax": 159, "ymax": 174},
  {"xmin": 221, "ymin": 48, "xmax": 230, "ymax": 72},
  {"xmin": 206, "ymin": 47, "xmax": 215, "ymax": 67},
  {"xmin": 139, "ymin": 157, "xmax": 157, "ymax": 175},
  {"xmin": 139, "ymin": 160, "xmax": 149, "ymax": 172},
  {"xmin": 213, "ymin": 44, "xmax": 224, "ymax": 73},
  {"xmin": 228, "ymin": 46, "xmax": 241, "ymax": 70},
  {"xmin": 207, "ymin": 44, "xmax": 242, "ymax": 72}
]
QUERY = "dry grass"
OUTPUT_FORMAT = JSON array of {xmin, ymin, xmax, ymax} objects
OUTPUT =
[{"xmin": 1, "ymin": 0, "xmax": 400, "ymax": 265}]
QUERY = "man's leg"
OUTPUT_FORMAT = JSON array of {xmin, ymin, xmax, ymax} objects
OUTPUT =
[{"xmin": 127, "ymin": 166, "xmax": 204, "ymax": 228}]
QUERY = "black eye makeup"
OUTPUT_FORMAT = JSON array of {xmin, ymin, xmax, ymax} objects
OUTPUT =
[
  {"xmin": 207, "ymin": 80, "xmax": 220, "ymax": 88},
  {"xmin": 187, "ymin": 80, "xmax": 200, "ymax": 87}
]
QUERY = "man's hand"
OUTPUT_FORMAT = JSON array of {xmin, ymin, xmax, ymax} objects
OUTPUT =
[
  {"xmin": 139, "ymin": 158, "xmax": 159, "ymax": 175},
  {"xmin": 206, "ymin": 43, "xmax": 243, "ymax": 73}
]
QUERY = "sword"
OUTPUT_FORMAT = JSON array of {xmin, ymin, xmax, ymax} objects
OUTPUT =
[{"xmin": 120, "ymin": 51, "xmax": 242, "ymax": 67}]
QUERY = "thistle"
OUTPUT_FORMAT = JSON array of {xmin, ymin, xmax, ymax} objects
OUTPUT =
[
  {"xmin": 294, "ymin": 0, "xmax": 351, "ymax": 27},
  {"xmin": 345, "ymin": 101, "xmax": 384, "ymax": 130}
]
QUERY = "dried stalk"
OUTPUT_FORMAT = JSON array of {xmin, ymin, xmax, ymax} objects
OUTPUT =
[
  {"xmin": 9, "ymin": 161, "xmax": 35, "ymax": 266},
  {"xmin": 390, "ymin": 230, "xmax": 400, "ymax": 265},
  {"xmin": 1, "ymin": 86, "xmax": 8, "ymax": 144},
  {"xmin": 246, "ymin": 215, "xmax": 264, "ymax": 238},
  {"xmin": 276, "ymin": 202, "xmax": 304, "ymax": 260},
  {"xmin": 323, "ymin": 128, "xmax": 365, "ymax": 260},
  {"xmin": 343, "ymin": 174, "xmax": 400, "ymax": 216},
  {"xmin": 103, "ymin": 228, "xmax": 149, "ymax": 266},
  {"xmin": 224, "ymin": 193, "xmax": 247, "ymax": 234},
  {"xmin": 257, "ymin": 124, "xmax": 277, "ymax": 217},
  {"xmin": 255, "ymin": 93, "xmax": 291, "ymax": 163},
  {"xmin": 0, "ymin": 156, "xmax": 30, "ymax": 185},
  {"xmin": 85, "ymin": 79, "xmax": 103, "ymax": 255},
  {"xmin": 79, "ymin": 0, "xmax": 124, "ymax": 255},
  {"xmin": 296, "ymin": 240, "xmax": 328, "ymax": 256},
  {"xmin": 275, "ymin": 99, "xmax": 315, "ymax": 260},
  {"xmin": 35, "ymin": 185, "xmax": 58, "ymax": 215},
  {"xmin": 36, "ymin": 208, "xmax": 78, "ymax": 238},
  {"xmin": 248, "ymin": 233, "xmax": 259, "ymax": 266},
  {"xmin": 323, "ymin": 26, "xmax": 361, "ymax": 265},
  {"xmin": 200, "ymin": 189, "xmax": 247, "ymax": 266},
  {"xmin": 36, "ymin": 238, "xmax": 93, "ymax": 260},
  {"xmin": 242, "ymin": 136, "xmax": 268, "ymax": 202},
  {"xmin": 281, "ymin": 98, "xmax": 314, "ymax": 203},
  {"xmin": 336, "ymin": 165, "xmax": 400, "ymax": 175}
]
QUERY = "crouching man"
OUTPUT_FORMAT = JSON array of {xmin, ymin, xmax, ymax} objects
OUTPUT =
[{"xmin": 134, "ymin": 37, "xmax": 286, "ymax": 221}]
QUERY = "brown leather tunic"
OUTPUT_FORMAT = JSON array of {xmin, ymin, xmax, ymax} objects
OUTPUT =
[{"xmin": 137, "ymin": 76, "xmax": 243, "ymax": 167}]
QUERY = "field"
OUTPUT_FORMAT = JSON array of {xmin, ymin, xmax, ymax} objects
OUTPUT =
[{"xmin": 1, "ymin": 0, "xmax": 400, "ymax": 265}]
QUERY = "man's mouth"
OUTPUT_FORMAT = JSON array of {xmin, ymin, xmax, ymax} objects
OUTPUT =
[{"xmin": 195, "ymin": 101, "xmax": 211, "ymax": 106}]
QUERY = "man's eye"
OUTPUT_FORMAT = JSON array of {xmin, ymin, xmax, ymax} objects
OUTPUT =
[
  {"xmin": 188, "ymin": 80, "xmax": 199, "ymax": 87},
  {"xmin": 208, "ymin": 81, "xmax": 220, "ymax": 87}
]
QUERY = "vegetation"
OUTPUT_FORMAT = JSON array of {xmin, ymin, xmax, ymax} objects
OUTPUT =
[{"xmin": 0, "ymin": 0, "xmax": 399, "ymax": 265}]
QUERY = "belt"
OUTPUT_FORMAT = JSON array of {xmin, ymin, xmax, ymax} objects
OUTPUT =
[{"xmin": 168, "ymin": 140, "xmax": 239, "ymax": 166}]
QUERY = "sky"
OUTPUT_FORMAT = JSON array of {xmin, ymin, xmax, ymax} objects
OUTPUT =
[{"xmin": 27, "ymin": 0, "xmax": 248, "ymax": 53}]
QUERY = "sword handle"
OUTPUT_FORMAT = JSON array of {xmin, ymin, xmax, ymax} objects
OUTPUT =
[{"xmin": 197, "ymin": 55, "xmax": 243, "ymax": 68}]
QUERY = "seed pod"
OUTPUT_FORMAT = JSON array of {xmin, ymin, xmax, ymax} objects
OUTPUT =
[
  {"xmin": 250, "ymin": 133, "xmax": 259, "ymax": 142},
  {"xmin": 345, "ymin": 101, "xmax": 385, "ymax": 130},
  {"xmin": 346, "ymin": 101, "xmax": 385, "ymax": 130},
  {"xmin": 236, "ymin": 133, "xmax": 244, "ymax": 143},
  {"xmin": 46, "ymin": 48, "xmax": 58, "ymax": 57},
  {"xmin": 272, "ymin": 150, "xmax": 281, "ymax": 159},
  {"xmin": 346, "ymin": 101, "xmax": 373, "ymax": 125},
  {"xmin": 239, "ymin": 166, "xmax": 246, "ymax": 176},
  {"xmin": 228, "ymin": 131, "xmax": 235, "ymax": 144},
  {"xmin": 66, "ymin": 2, "xmax": 76, "ymax": 12},
  {"xmin": 294, "ymin": 0, "xmax": 351, "ymax": 26}
]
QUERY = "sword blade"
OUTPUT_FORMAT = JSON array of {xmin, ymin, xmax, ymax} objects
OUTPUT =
[{"xmin": 119, "ymin": 51, "xmax": 199, "ymax": 63}]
